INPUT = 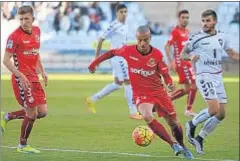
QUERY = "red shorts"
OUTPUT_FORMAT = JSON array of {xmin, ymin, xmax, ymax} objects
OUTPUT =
[
  {"xmin": 135, "ymin": 94, "xmax": 176, "ymax": 118},
  {"xmin": 11, "ymin": 76, "xmax": 46, "ymax": 108},
  {"xmin": 175, "ymin": 61, "xmax": 195, "ymax": 84}
]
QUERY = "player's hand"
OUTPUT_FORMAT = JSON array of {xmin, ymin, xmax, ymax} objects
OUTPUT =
[
  {"xmin": 167, "ymin": 83, "xmax": 175, "ymax": 92},
  {"xmin": 19, "ymin": 73, "xmax": 31, "ymax": 91},
  {"xmin": 41, "ymin": 72, "xmax": 48, "ymax": 87},
  {"xmin": 88, "ymin": 65, "xmax": 96, "ymax": 74},
  {"xmin": 190, "ymin": 55, "xmax": 200, "ymax": 63}
]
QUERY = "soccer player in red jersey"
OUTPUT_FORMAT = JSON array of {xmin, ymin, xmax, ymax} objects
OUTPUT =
[
  {"xmin": 88, "ymin": 26, "xmax": 194, "ymax": 159},
  {"xmin": 1, "ymin": 6, "xmax": 48, "ymax": 153},
  {"xmin": 165, "ymin": 10, "xmax": 197, "ymax": 117}
]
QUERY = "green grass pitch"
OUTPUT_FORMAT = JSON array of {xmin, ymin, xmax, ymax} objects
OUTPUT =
[{"xmin": 1, "ymin": 74, "xmax": 239, "ymax": 161}]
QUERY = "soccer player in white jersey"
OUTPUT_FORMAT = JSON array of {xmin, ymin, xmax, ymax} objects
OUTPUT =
[
  {"xmin": 85, "ymin": 4, "xmax": 142, "ymax": 120},
  {"xmin": 181, "ymin": 10, "xmax": 239, "ymax": 154}
]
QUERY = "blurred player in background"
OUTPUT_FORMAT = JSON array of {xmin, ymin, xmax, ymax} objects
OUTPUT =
[
  {"xmin": 1, "ymin": 5, "xmax": 48, "ymax": 153},
  {"xmin": 88, "ymin": 26, "xmax": 194, "ymax": 159},
  {"xmin": 165, "ymin": 10, "xmax": 197, "ymax": 117},
  {"xmin": 85, "ymin": 4, "xmax": 142, "ymax": 120},
  {"xmin": 182, "ymin": 10, "xmax": 239, "ymax": 154}
]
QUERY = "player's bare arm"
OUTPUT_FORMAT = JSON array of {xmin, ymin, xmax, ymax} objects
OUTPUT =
[
  {"xmin": 225, "ymin": 48, "xmax": 239, "ymax": 61},
  {"xmin": 3, "ymin": 51, "xmax": 30, "ymax": 90},
  {"xmin": 37, "ymin": 54, "xmax": 48, "ymax": 86},
  {"xmin": 164, "ymin": 42, "xmax": 175, "ymax": 70},
  {"xmin": 180, "ymin": 45, "xmax": 200, "ymax": 63},
  {"xmin": 158, "ymin": 60, "xmax": 175, "ymax": 92},
  {"xmin": 95, "ymin": 37, "xmax": 105, "ymax": 58}
]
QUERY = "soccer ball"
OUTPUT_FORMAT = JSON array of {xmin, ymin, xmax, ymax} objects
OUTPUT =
[{"xmin": 132, "ymin": 126, "xmax": 154, "ymax": 147}]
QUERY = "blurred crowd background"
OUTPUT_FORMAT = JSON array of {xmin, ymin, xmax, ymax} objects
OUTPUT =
[{"xmin": 1, "ymin": 1, "xmax": 239, "ymax": 73}]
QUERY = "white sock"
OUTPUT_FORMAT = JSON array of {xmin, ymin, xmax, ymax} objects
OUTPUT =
[
  {"xmin": 124, "ymin": 85, "xmax": 138, "ymax": 114},
  {"xmin": 192, "ymin": 108, "xmax": 211, "ymax": 126},
  {"xmin": 91, "ymin": 83, "xmax": 121, "ymax": 102},
  {"xmin": 198, "ymin": 116, "xmax": 221, "ymax": 139}
]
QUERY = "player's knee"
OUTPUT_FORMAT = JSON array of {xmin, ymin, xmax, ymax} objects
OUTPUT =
[
  {"xmin": 216, "ymin": 114, "xmax": 225, "ymax": 121},
  {"xmin": 142, "ymin": 114, "xmax": 154, "ymax": 123},
  {"xmin": 114, "ymin": 78, "xmax": 123, "ymax": 86},
  {"xmin": 114, "ymin": 81, "xmax": 123, "ymax": 86},
  {"xmin": 123, "ymin": 79, "xmax": 130, "ymax": 85},
  {"xmin": 209, "ymin": 106, "xmax": 218, "ymax": 116},
  {"xmin": 215, "ymin": 111, "xmax": 225, "ymax": 121},
  {"xmin": 26, "ymin": 111, "xmax": 38, "ymax": 119},
  {"xmin": 165, "ymin": 117, "xmax": 178, "ymax": 127},
  {"xmin": 191, "ymin": 83, "xmax": 197, "ymax": 90},
  {"xmin": 112, "ymin": 83, "xmax": 122, "ymax": 89},
  {"xmin": 37, "ymin": 112, "xmax": 48, "ymax": 119},
  {"xmin": 207, "ymin": 100, "xmax": 219, "ymax": 116},
  {"xmin": 184, "ymin": 84, "xmax": 191, "ymax": 92}
]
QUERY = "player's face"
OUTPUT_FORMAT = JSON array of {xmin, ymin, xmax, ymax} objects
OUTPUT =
[
  {"xmin": 19, "ymin": 13, "xmax": 34, "ymax": 33},
  {"xmin": 201, "ymin": 15, "xmax": 216, "ymax": 33},
  {"xmin": 136, "ymin": 31, "xmax": 151, "ymax": 54},
  {"xmin": 179, "ymin": 13, "xmax": 189, "ymax": 27},
  {"xmin": 117, "ymin": 8, "xmax": 127, "ymax": 22}
]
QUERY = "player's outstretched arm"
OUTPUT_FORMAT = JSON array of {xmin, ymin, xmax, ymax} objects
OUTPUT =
[
  {"xmin": 180, "ymin": 46, "xmax": 199, "ymax": 63},
  {"xmin": 180, "ymin": 45, "xmax": 192, "ymax": 61},
  {"xmin": 3, "ymin": 51, "xmax": 30, "ymax": 90},
  {"xmin": 158, "ymin": 60, "xmax": 175, "ymax": 92},
  {"xmin": 164, "ymin": 42, "xmax": 174, "ymax": 70},
  {"xmin": 37, "ymin": 54, "xmax": 48, "ymax": 86},
  {"xmin": 95, "ymin": 38, "xmax": 105, "ymax": 58},
  {"xmin": 88, "ymin": 50, "xmax": 115, "ymax": 73},
  {"xmin": 225, "ymin": 48, "xmax": 239, "ymax": 61}
]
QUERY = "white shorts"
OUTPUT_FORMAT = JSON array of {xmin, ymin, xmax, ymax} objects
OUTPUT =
[
  {"xmin": 196, "ymin": 73, "xmax": 227, "ymax": 104},
  {"xmin": 110, "ymin": 56, "xmax": 129, "ymax": 81}
]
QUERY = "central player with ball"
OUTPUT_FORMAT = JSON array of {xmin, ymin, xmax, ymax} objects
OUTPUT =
[{"xmin": 88, "ymin": 26, "xmax": 194, "ymax": 159}]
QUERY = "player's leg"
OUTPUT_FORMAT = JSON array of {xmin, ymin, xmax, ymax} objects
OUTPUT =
[
  {"xmin": 184, "ymin": 65, "xmax": 197, "ymax": 116},
  {"xmin": 165, "ymin": 116, "xmax": 184, "ymax": 147},
  {"xmin": 123, "ymin": 79, "xmax": 142, "ymax": 119},
  {"xmin": 1, "ymin": 103, "xmax": 47, "ymax": 132},
  {"xmin": 37, "ymin": 104, "xmax": 48, "ymax": 119},
  {"xmin": 138, "ymin": 99, "xmax": 186, "ymax": 156},
  {"xmin": 86, "ymin": 57, "xmax": 123, "ymax": 113},
  {"xmin": 184, "ymin": 83, "xmax": 197, "ymax": 117},
  {"xmin": 192, "ymin": 81, "xmax": 227, "ymax": 154},
  {"xmin": 164, "ymin": 116, "xmax": 194, "ymax": 159},
  {"xmin": 17, "ymin": 106, "xmax": 40, "ymax": 153},
  {"xmin": 90, "ymin": 77, "xmax": 122, "ymax": 102},
  {"xmin": 86, "ymin": 77, "xmax": 122, "ymax": 113},
  {"xmin": 170, "ymin": 67, "xmax": 188, "ymax": 100},
  {"xmin": 185, "ymin": 78, "xmax": 218, "ymax": 143},
  {"xmin": 156, "ymin": 94, "xmax": 193, "ymax": 159},
  {"xmin": 1, "ymin": 108, "xmax": 26, "ymax": 132},
  {"xmin": 138, "ymin": 102, "xmax": 175, "ymax": 147},
  {"xmin": 17, "ymin": 82, "xmax": 46, "ymax": 153}
]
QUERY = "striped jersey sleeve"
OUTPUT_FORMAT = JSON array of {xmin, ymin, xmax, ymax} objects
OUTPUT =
[{"xmin": 101, "ymin": 21, "xmax": 121, "ymax": 39}]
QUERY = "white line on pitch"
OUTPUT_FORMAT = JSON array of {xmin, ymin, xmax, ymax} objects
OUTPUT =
[{"xmin": 1, "ymin": 145, "xmax": 237, "ymax": 161}]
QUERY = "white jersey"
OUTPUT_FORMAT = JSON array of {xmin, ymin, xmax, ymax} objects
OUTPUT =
[
  {"xmin": 101, "ymin": 20, "xmax": 128, "ymax": 49},
  {"xmin": 185, "ymin": 30, "xmax": 232, "ymax": 75}
]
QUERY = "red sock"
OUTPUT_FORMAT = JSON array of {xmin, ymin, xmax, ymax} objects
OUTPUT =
[
  {"xmin": 170, "ymin": 89, "xmax": 186, "ymax": 101},
  {"xmin": 148, "ymin": 119, "xmax": 174, "ymax": 146},
  {"xmin": 186, "ymin": 88, "xmax": 197, "ymax": 110},
  {"xmin": 171, "ymin": 124, "xmax": 185, "ymax": 147},
  {"xmin": 7, "ymin": 109, "xmax": 26, "ymax": 120},
  {"xmin": 19, "ymin": 116, "xmax": 35, "ymax": 145}
]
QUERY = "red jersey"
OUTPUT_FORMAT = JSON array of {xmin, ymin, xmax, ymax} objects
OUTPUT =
[
  {"xmin": 5, "ymin": 26, "xmax": 41, "ymax": 82},
  {"xmin": 89, "ymin": 45, "xmax": 173, "ymax": 97},
  {"xmin": 167, "ymin": 26, "xmax": 190, "ymax": 68}
]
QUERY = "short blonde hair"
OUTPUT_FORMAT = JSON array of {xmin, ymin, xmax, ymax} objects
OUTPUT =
[{"xmin": 18, "ymin": 5, "xmax": 34, "ymax": 16}]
